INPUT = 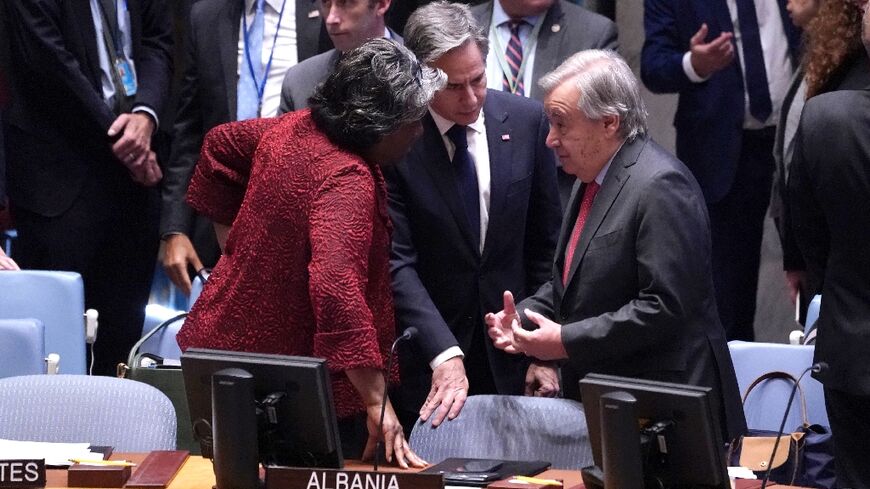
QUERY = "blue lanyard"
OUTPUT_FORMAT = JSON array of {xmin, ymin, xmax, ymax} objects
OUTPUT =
[{"xmin": 242, "ymin": 0, "xmax": 287, "ymax": 115}]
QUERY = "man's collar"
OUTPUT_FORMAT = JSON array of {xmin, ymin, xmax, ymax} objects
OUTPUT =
[
  {"xmin": 244, "ymin": 0, "xmax": 284, "ymax": 14},
  {"xmin": 429, "ymin": 108, "xmax": 486, "ymax": 136},
  {"xmin": 492, "ymin": 0, "xmax": 540, "ymax": 26},
  {"xmin": 593, "ymin": 139, "xmax": 627, "ymax": 185}
]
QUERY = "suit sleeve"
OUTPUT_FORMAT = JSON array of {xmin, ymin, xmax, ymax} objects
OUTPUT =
[
  {"xmin": 5, "ymin": 0, "xmax": 118, "ymax": 133},
  {"xmin": 309, "ymin": 165, "xmax": 384, "ymax": 372},
  {"xmin": 596, "ymin": 17, "xmax": 619, "ymax": 52},
  {"xmin": 559, "ymin": 168, "xmax": 708, "ymax": 370},
  {"xmin": 787, "ymin": 106, "xmax": 829, "ymax": 281},
  {"xmin": 523, "ymin": 109, "xmax": 561, "ymax": 294},
  {"xmin": 187, "ymin": 117, "xmax": 281, "ymax": 225},
  {"xmin": 160, "ymin": 13, "xmax": 202, "ymax": 236},
  {"xmin": 386, "ymin": 168, "xmax": 461, "ymax": 362},
  {"xmin": 132, "ymin": 0, "xmax": 172, "ymax": 116},
  {"xmin": 640, "ymin": 0, "xmax": 694, "ymax": 94},
  {"xmin": 277, "ymin": 71, "xmax": 295, "ymax": 115}
]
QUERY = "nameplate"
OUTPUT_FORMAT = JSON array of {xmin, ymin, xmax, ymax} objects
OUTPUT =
[
  {"xmin": 0, "ymin": 459, "xmax": 46, "ymax": 488},
  {"xmin": 265, "ymin": 466, "xmax": 443, "ymax": 489}
]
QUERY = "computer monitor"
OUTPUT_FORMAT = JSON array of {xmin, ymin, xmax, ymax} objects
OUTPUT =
[
  {"xmin": 181, "ymin": 348, "xmax": 343, "ymax": 470},
  {"xmin": 579, "ymin": 373, "xmax": 729, "ymax": 489}
]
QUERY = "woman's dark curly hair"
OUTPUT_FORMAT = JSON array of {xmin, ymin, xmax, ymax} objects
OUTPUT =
[
  {"xmin": 309, "ymin": 38, "xmax": 445, "ymax": 154},
  {"xmin": 803, "ymin": 0, "xmax": 864, "ymax": 98}
]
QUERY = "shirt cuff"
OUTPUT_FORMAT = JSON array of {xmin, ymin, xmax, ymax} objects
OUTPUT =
[
  {"xmin": 682, "ymin": 51, "xmax": 710, "ymax": 83},
  {"xmin": 429, "ymin": 346, "xmax": 464, "ymax": 370},
  {"xmin": 133, "ymin": 105, "xmax": 160, "ymax": 130}
]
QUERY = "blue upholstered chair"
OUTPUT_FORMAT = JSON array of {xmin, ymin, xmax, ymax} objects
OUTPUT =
[
  {"xmin": 140, "ymin": 304, "xmax": 185, "ymax": 361},
  {"xmin": 0, "ymin": 375, "xmax": 176, "ymax": 451},
  {"xmin": 728, "ymin": 341, "xmax": 829, "ymax": 430},
  {"xmin": 409, "ymin": 395, "xmax": 592, "ymax": 470},
  {"xmin": 0, "ymin": 318, "xmax": 46, "ymax": 378},
  {"xmin": 0, "ymin": 271, "xmax": 87, "ymax": 374}
]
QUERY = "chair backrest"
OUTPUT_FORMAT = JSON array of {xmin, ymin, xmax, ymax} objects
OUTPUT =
[
  {"xmin": 0, "ymin": 375, "xmax": 176, "ymax": 451},
  {"xmin": 140, "ymin": 304, "xmax": 185, "ymax": 361},
  {"xmin": 0, "ymin": 318, "xmax": 45, "ymax": 378},
  {"xmin": 804, "ymin": 294, "xmax": 822, "ymax": 342},
  {"xmin": 728, "ymin": 341, "xmax": 829, "ymax": 430},
  {"xmin": 189, "ymin": 275, "xmax": 205, "ymax": 309},
  {"xmin": 0, "ymin": 271, "xmax": 86, "ymax": 374},
  {"xmin": 409, "ymin": 395, "xmax": 592, "ymax": 470}
]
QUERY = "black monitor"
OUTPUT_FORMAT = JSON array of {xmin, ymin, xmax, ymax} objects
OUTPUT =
[
  {"xmin": 579, "ymin": 373, "xmax": 729, "ymax": 489},
  {"xmin": 181, "ymin": 348, "xmax": 343, "ymax": 471}
]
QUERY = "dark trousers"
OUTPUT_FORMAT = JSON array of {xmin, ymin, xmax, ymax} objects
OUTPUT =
[
  {"xmin": 12, "ymin": 172, "xmax": 159, "ymax": 376},
  {"xmin": 824, "ymin": 387, "xmax": 870, "ymax": 488},
  {"xmin": 708, "ymin": 128, "xmax": 775, "ymax": 341}
]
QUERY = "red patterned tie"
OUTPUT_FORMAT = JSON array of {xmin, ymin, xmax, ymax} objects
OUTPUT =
[
  {"xmin": 562, "ymin": 181, "xmax": 600, "ymax": 285},
  {"xmin": 502, "ymin": 20, "xmax": 525, "ymax": 95}
]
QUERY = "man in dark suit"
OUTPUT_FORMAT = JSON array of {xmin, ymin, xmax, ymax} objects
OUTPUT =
[
  {"xmin": 388, "ymin": 1, "xmax": 561, "ymax": 431},
  {"xmin": 160, "ymin": 0, "xmax": 328, "ymax": 295},
  {"xmin": 278, "ymin": 0, "xmax": 397, "ymax": 114},
  {"xmin": 487, "ymin": 50, "xmax": 746, "ymax": 443},
  {"xmin": 472, "ymin": 0, "xmax": 617, "ymax": 210},
  {"xmin": 2, "ymin": 0, "xmax": 172, "ymax": 374},
  {"xmin": 641, "ymin": 0, "xmax": 801, "ymax": 341},
  {"xmin": 788, "ymin": 12, "xmax": 870, "ymax": 477}
]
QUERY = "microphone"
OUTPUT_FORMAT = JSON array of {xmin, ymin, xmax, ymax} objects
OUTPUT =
[
  {"xmin": 759, "ymin": 362, "xmax": 828, "ymax": 489},
  {"xmin": 373, "ymin": 327, "xmax": 418, "ymax": 471}
]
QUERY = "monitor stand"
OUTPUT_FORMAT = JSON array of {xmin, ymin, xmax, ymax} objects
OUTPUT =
[
  {"xmin": 581, "ymin": 390, "xmax": 645, "ymax": 489},
  {"xmin": 212, "ymin": 368, "xmax": 262, "ymax": 489}
]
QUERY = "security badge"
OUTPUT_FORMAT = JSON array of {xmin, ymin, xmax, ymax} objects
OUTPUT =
[{"xmin": 114, "ymin": 58, "xmax": 138, "ymax": 96}]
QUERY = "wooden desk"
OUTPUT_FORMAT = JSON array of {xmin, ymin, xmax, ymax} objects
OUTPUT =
[{"xmin": 46, "ymin": 455, "xmax": 809, "ymax": 489}]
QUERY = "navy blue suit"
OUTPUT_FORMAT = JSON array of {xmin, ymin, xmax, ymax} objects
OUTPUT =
[
  {"xmin": 385, "ymin": 90, "xmax": 561, "ymax": 422},
  {"xmin": 641, "ymin": 0, "xmax": 799, "ymax": 341}
]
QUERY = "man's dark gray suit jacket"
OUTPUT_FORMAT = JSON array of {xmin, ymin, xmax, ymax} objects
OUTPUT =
[
  {"xmin": 277, "ymin": 31, "xmax": 403, "ymax": 114},
  {"xmin": 789, "ymin": 90, "xmax": 870, "ymax": 397},
  {"xmin": 518, "ymin": 136, "xmax": 746, "ymax": 442},
  {"xmin": 386, "ymin": 90, "xmax": 562, "ymax": 412},
  {"xmin": 160, "ymin": 0, "xmax": 325, "ymax": 253},
  {"xmin": 471, "ymin": 0, "xmax": 618, "ymax": 101}
]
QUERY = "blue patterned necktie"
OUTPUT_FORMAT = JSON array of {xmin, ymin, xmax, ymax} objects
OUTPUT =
[
  {"xmin": 237, "ymin": 0, "xmax": 265, "ymax": 120},
  {"xmin": 446, "ymin": 124, "xmax": 481, "ymax": 248},
  {"xmin": 735, "ymin": 0, "xmax": 772, "ymax": 122},
  {"xmin": 503, "ymin": 20, "xmax": 525, "ymax": 95}
]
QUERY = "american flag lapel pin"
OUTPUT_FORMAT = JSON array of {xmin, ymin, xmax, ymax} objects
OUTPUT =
[{"xmin": 501, "ymin": 134, "xmax": 511, "ymax": 141}]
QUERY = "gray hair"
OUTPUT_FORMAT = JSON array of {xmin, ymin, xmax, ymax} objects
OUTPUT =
[
  {"xmin": 309, "ymin": 38, "xmax": 446, "ymax": 153},
  {"xmin": 403, "ymin": 1, "xmax": 489, "ymax": 64},
  {"xmin": 539, "ymin": 50, "xmax": 648, "ymax": 141}
]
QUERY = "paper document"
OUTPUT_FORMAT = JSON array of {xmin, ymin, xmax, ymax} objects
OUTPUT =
[{"xmin": 0, "ymin": 439, "xmax": 101, "ymax": 466}]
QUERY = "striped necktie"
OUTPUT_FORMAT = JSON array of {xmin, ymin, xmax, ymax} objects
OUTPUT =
[{"xmin": 502, "ymin": 20, "xmax": 526, "ymax": 95}]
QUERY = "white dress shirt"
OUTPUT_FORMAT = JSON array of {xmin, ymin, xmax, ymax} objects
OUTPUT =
[
  {"xmin": 682, "ymin": 0, "xmax": 792, "ymax": 128},
  {"xmin": 426, "ymin": 107, "xmax": 492, "ymax": 369},
  {"xmin": 238, "ymin": 0, "xmax": 298, "ymax": 118},
  {"xmin": 485, "ymin": 0, "xmax": 541, "ymax": 97}
]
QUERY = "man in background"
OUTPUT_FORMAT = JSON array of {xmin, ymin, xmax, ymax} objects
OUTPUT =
[
  {"xmin": 279, "ymin": 0, "xmax": 397, "ymax": 114},
  {"xmin": 641, "ymin": 0, "xmax": 800, "ymax": 341},
  {"xmin": 3, "ymin": 0, "xmax": 172, "ymax": 374},
  {"xmin": 472, "ymin": 0, "xmax": 617, "ymax": 208},
  {"xmin": 160, "ymin": 0, "xmax": 328, "ymax": 295},
  {"xmin": 388, "ymin": 1, "xmax": 561, "ymax": 432}
]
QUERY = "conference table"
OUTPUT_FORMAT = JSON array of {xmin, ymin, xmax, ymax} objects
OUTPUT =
[{"xmin": 44, "ymin": 453, "xmax": 809, "ymax": 488}]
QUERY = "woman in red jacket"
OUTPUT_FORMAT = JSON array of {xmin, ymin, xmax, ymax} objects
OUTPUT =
[{"xmin": 177, "ymin": 39, "xmax": 444, "ymax": 468}]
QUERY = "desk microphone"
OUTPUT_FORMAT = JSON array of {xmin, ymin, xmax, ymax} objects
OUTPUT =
[
  {"xmin": 373, "ymin": 326, "xmax": 418, "ymax": 472},
  {"xmin": 759, "ymin": 362, "xmax": 828, "ymax": 489}
]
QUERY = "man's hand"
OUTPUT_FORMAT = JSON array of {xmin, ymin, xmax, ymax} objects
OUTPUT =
[
  {"xmin": 689, "ymin": 23, "xmax": 734, "ymax": 78},
  {"xmin": 785, "ymin": 270, "xmax": 806, "ymax": 306},
  {"xmin": 510, "ymin": 309, "xmax": 568, "ymax": 361},
  {"xmin": 361, "ymin": 399, "xmax": 427, "ymax": 469},
  {"xmin": 162, "ymin": 234, "xmax": 204, "ymax": 295},
  {"xmin": 127, "ymin": 150, "xmax": 162, "ymax": 186},
  {"xmin": 420, "ymin": 356, "xmax": 468, "ymax": 427},
  {"xmin": 109, "ymin": 112, "xmax": 156, "ymax": 182},
  {"xmin": 485, "ymin": 290, "xmax": 522, "ymax": 354},
  {"xmin": 525, "ymin": 361, "xmax": 559, "ymax": 397}
]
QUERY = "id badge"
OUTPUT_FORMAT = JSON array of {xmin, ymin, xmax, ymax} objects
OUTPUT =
[{"xmin": 114, "ymin": 58, "xmax": 138, "ymax": 96}]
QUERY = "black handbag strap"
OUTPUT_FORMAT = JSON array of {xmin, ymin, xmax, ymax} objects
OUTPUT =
[{"xmin": 742, "ymin": 370, "xmax": 810, "ymax": 427}]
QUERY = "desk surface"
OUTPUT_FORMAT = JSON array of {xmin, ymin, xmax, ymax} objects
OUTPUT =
[{"xmin": 46, "ymin": 454, "xmax": 810, "ymax": 489}]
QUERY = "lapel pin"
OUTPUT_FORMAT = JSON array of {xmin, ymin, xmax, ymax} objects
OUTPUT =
[
  {"xmin": 308, "ymin": 9, "xmax": 320, "ymax": 18},
  {"xmin": 551, "ymin": 24, "xmax": 561, "ymax": 33},
  {"xmin": 501, "ymin": 134, "xmax": 511, "ymax": 141}
]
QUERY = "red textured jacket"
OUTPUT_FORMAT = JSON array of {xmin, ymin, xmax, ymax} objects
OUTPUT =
[{"xmin": 177, "ymin": 110, "xmax": 397, "ymax": 418}]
